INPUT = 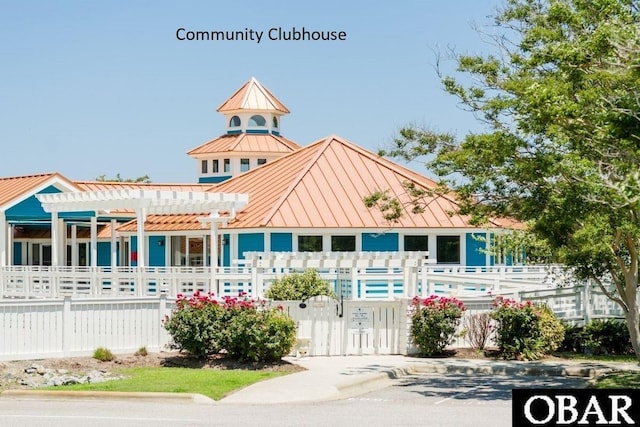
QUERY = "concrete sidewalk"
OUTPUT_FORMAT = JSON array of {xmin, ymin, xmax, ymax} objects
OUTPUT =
[{"xmin": 218, "ymin": 355, "xmax": 640, "ymax": 404}]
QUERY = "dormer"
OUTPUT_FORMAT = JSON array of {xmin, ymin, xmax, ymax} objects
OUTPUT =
[{"xmin": 217, "ymin": 77, "xmax": 289, "ymax": 136}]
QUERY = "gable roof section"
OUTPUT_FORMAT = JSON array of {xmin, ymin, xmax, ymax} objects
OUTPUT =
[
  {"xmin": 211, "ymin": 135, "xmax": 508, "ymax": 229},
  {"xmin": 217, "ymin": 78, "xmax": 290, "ymax": 114},
  {"xmin": 0, "ymin": 173, "xmax": 80, "ymax": 212},
  {"xmin": 186, "ymin": 133, "xmax": 300, "ymax": 156}
]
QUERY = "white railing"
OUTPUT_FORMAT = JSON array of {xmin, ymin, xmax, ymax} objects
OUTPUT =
[{"xmin": 0, "ymin": 264, "xmax": 559, "ymax": 300}]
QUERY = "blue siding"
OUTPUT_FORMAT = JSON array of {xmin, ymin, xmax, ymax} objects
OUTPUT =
[
  {"xmin": 148, "ymin": 236, "xmax": 165, "ymax": 267},
  {"xmin": 6, "ymin": 185, "xmax": 60, "ymax": 220},
  {"xmin": 362, "ymin": 233, "xmax": 398, "ymax": 251},
  {"xmin": 130, "ymin": 236, "xmax": 137, "ymax": 267},
  {"xmin": 271, "ymin": 233, "xmax": 292, "ymax": 251},
  {"xmin": 238, "ymin": 233, "xmax": 264, "ymax": 259},
  {"xmin": 222, "ymin": 233, "xmax": 230, "ymax": 267},
  {"xmin": 246, "ymin": 129, "xmax": 269, "ymax": 134},
  {"xmin": 466, "ymin": 233, "xmax": 486, "ymax": 266},
  {"xmin": 96, "ymin": 242, "xmax": 111, "ymax": 266},
  {"xmin": 198, "ymin": 176, "xmax": 232, "ymax": 184},
  {"xmin": 13, "ymin": 242, "xmax": 22, "ymax": 265},
  {"xmin": 6, "ymin": 185, "xmax": 93, "ymax": 220}
]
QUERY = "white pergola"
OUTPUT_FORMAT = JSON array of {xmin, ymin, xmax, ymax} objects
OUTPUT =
[{"xmin": 35, "ymin": 189, "xmax": 249, "ymax": 269}]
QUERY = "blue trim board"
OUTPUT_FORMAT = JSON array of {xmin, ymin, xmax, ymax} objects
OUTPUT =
[{"xmin": 198, "ymin": 176, "xmax": 232, "ymax": 184}]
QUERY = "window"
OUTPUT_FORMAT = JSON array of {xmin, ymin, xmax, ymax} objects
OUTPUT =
[
  {"xmin": 404, "ymin": 235, "xmax": 428, "ymax": 251},
  {"xmin": 272, "ymin": 117, "xmax": 278, "ymax": 128},
  {"xmin": 257, "ymin": 158, "xmax": 267, "ymax": 166},
  {"xmin": 436, "ymin": 236, "xmax": 460, "ymax": 264},
  {"xmin": 248, "ymin": 115, "xmax": 266, "ymax": 126},
  {"xmin": 229, "ymin": 116, "xmax": 241, "ymax": 127},
  {"xmin": 298, "ymin": 235, "xmax": 322, "ymax": 252},
  {"xmin": 240, "ymin": 158, "xmax": 250, "ymax": 172},
  {"xmin": 332, "ymin": 235, "xmax": 355, "ymax": 251},
  {"xmin": 201, "ymin": 159, "xmax": 208, "ymax": 174},
  {"xmin": 223, "ymin": 158, "xmax": 230, "ymax": 173},
  {"xmin": 212, "ymin": 159, "xmax": 219, "ymax": 173}
]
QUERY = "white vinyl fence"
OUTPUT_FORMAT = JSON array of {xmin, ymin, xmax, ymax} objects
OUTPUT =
[{"xmin": 0, "ymin": 296, "xmax": 173, "ymax": 361}]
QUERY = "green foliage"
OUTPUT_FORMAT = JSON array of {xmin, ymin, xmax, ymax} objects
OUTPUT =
[
  {"xmin": 135, "ymin": 346, "xmax": 148, "ymax": 357},
  {"xmin": 537, "ymin": 305, "xmax": 565, "ymax": 355},
  {"xmin": 93, "ymin": 347, "xmax": 115, "ymax": 362},
  {"xmin": 490, "ymin": 297, "xmax": 563, "ymax": 360},
  {"xmin": 163, "ymin": 291, "xmax": 297, "ymax": 362},
  {"xmin": 162, "ymin": 292, "xmax": 226, "ymax": 358},
  {"xmin": 409, "ymin": 295, "xmax": 466, "ymax": 356},
  {"xmin": 370, "ymin": 0, "xmax": 640, "ymax": 358},
  {"xmin": 559, "ymin": 319, "xmax": 634, "ymax": 355},
  {"xmin": 223, "ymin": 308, "xmax": 297, "ymax": 363},
  {"xmin": 96, "ymin": 173, "xmax": 151, "ymax": 183},
  {"xmin": 265, "ymin": 269, "xmax": 335, "ymax": 301},
  {"xmin": 583, "ymin": 319, "xmax": 633, "ymax": 355}
]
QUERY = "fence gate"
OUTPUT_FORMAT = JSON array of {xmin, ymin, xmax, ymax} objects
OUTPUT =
[{"xmin": 280, "ymin": 296, "xmax": 406, "ymax": 356}]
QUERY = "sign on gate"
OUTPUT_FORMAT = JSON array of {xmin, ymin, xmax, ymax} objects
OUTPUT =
[{"xmin": 349, "ymin": 307, "xmax": 371, "ymax": 331}]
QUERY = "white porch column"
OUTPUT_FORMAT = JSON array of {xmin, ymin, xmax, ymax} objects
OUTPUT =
[
  {"xmin": 0, "ymin": 211, "xmax": 6, "ymax": 267},
  {"xmin": 203, "ymin": 234, "xmax": 208, "ymax": 267},
  {"xmin": 71, "ymin": 224, "xmax": 78, "ymax": 266},
  {"xmin": 110, "ymin": 219, "xmax": 117, "ymax": 268},
  {"xmin": 90, "ymin": 216, "xmax": 98, "ymax": 268},
  {"xmin": 51, "ymin": 210, "xmax": 59, "ymax": 267},
  {"xmin": 136, "ymin": 207, "xmax": 147, "ymax": 268}
]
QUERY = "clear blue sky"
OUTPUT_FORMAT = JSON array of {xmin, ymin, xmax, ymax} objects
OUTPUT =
[{"xmin": 1, "ymin": 0, "xmax": 501, "ymax": 183}]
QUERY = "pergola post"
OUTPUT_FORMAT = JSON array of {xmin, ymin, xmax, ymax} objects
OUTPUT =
[
  {"xmin": 71, "ymin": 224, "xmax": 78, "ymax": 266},
  {"xmin": 0, "ymin": 211, "xmax": 6, "ymax": 267},
  {"xmin": 209, "ymin": 211, "xmax": 219, "ymax": 295},
  {"xmin": 90, "ymin": 216, "xmax": 98, "ymax": 268},
  {"xmin": 110, "ymin": 219, "xmax": 117, "ymax": 268},
  {"xmin": 51, "ymin": 210, "xmax": 59, "ymax": 267}
]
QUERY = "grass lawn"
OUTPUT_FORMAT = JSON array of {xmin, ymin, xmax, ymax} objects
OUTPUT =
[
  {"xmin": 46, "ymin": 367, "xmax": 290, "ymax": 400},
  {"xmin": 592, "ymin": 371, "xmax": 640, "ymax": 389}
]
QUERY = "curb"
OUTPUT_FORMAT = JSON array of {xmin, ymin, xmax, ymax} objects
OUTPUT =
[{"xmin": 0, "ymin": 389, "xmax": 215, "ymax": 404}]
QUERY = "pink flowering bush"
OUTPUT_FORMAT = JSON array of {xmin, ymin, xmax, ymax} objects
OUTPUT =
[
  {"xmin": 163, "ymin": 291, "xmax": 296, "ymax": 362},
  {"xmin": 409, "ymin": 295, "xmax": 466, "ymax": 356},
  {"xmin": 490, "ymin": 296, "xmax": 564, "ymax": 361}
]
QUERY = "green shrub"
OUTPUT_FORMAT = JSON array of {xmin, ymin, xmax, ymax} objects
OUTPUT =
[
  {"xmin": 583, "ymin": 319, "xmax": 633, "ymax": 355},
  {"xmin": 410, "ymin": 295, "xmax": 466, "ymax": 357},
  {"xmin": 135, "ymin": 346, "xmax": 148, "ymax": 357},
  {"xmin": 491, "ymin": 296, "xmax": 543, "ymax": 360},
  {"xmin": 163, "ymin": 291, "xmax": 226, "ymax": 358},
  {"xmin": 489, "ymin": 297, "xmax": 562, "ymax": 361},
  {"xmin": 538, "ymin": 305, "xmax": 565, "ymax": 354},
  {"xmin": 223, "ymin": 305, "xmax": 297, "ymax": 362},
  {"xmin": 93, "ymin": 347, "xmax": 115, "ymax": 362},
  {"xmin": 164, "ymin": 291, "xmax": 297, "ymax": 362},
  {"xmin": 558, "ymin": 321, "xmax": 585, "ymax": 353},
  {"xmin": 265, "ymin": 269, "xmax": 335, "ymax": 301}
]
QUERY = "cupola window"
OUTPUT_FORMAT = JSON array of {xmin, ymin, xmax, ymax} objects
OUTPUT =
[
  {"xmin": 229, "ymin": 116, "xmax": 241, "ymax": 127},
  {"xmin": 272, "ymin": 117, "xmax": 279, "ymax": 128},
  {"xmin": 248, "ymin": 115, "xmax": 266, "ymax": 127}
]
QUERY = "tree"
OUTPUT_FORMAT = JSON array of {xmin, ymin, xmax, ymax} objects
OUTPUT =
[
  {"xmin": 95, "ymin": 173, "xmax": 151, "ymax": 183},
  {"xmin": 376, "ymin": 0, "xmax": 640, "ymax": 358}
]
